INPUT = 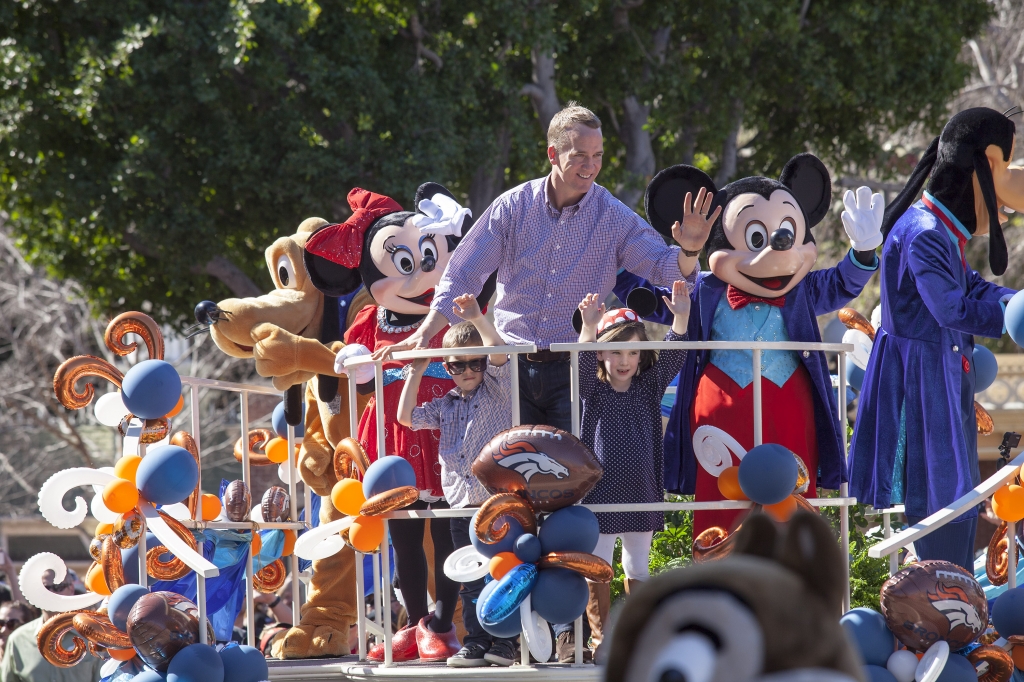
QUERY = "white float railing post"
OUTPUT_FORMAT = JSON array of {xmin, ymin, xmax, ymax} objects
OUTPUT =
[
  {"xmin": 882, "ymin": 512, "xmax": 895, "ymax": 576},
  {"xmin": 138, "ymin": 441, "xmax": 147, "ymax": 589},
  {"xmin": 838, "ymin": 352, "xmax": 850, "ymax": 613},
  {"xmin": 355, "ymin": 550, "xmax": 367, "ymax": 660},
  {"xmin": 511, "ymin": 351, "xmax": 521, "ymax": 428},
  {"xmin": 190, "ymin": 385, "xmax": 208, "ymax": 641},
  {"xmin": 751, "ymin": 348, "xmax": 762, "ymax": 446},
  {"xmin": 372, "ymin": 548, "xmax": 383, "ymax": 646},
  {"xmin": 570, "ymin": 351, "xmax": 581, "ymax": 438},
  {"xmin": 381, "ymin": 521, "xmax": 393, "ymax": 667},
  {"xmin": 287, "ymin": 420, "xmax": 301, "ymax": 625},
  {"xmin": 348, "ymin": 372, "xmax": 359, "ymax": 439},
  {"xmin": 240, "ymin": 390, "xmax": 256, "ymax": 648},
  {"xmin": 374, "ymin": 361, "xmax": 386, "ymax": 460}
]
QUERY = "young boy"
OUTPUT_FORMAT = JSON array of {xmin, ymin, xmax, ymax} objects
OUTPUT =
[{"xmin": 397, "ymin": 293, "xmax": 518, "ymax": 668}]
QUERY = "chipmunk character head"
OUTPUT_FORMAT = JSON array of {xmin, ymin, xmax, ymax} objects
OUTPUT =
[{"xmin": 604, "ymin": 512, "xmax": 864, "ymax": 682}]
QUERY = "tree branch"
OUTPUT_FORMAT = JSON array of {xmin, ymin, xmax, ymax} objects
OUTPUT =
[
  {"xmin": 520, "ymin": 47, "xmax": 560, "ymax": 132},
  {"xmin": 197, "ymin": 256, "xmax": 264, "ymax": 298}
]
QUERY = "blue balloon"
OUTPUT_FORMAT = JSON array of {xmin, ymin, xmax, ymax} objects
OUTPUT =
[
  {"xmin": 272, "ymin": 401, "xmax": 304, "ymax": 439},
  {"xmin": 538, "ymin": 506, "xmax": 599, "ymax": 554},
  {"xmin": 121, "ymin": 360, "xmax": 182, "ymax": 420},
  {"xmin": 992, "ymin": 587, "xmax": 1024, "ymax": 637},
  {"xmin": 1006, "ymin": 290, "xmax": 1024, "ymax": 347},
  {"xmin": 973, "ymin": 345, "xmax": 999, "ymax": 394},
  {"xmin": 132, "ymin": 670, "xmax": 167, "ymax": 682},
  {"xmin": 846, "ymin": 361, "xmax": 866, "ymax": 392},
  {"xmin": 935, "ymin": 654, "xmax": 978, "ymax": 682},
  {"xmin": 470, "ymin": 514, "xmax": 525, "ymax": 559},
  {"xmin": 476, "ymin": 579, "xmax": 523, "ymax": 638},
  {"xmin": 167, "ymin": 643, "xmax": 224, "ymax": 682},
  {"xmin": 108, "ymin": 584, "xmax": 149, "ymax": 632},
  {"xmin": 219, "ymin": 644, "xmax": 269, "ymax": 682},
  {"xmin": 513, "ymin": 533, "xmax": 542, "ymax": 564},
  {"xmin": 839, "ymin": 608, "xmax": 894, "ymax": 667},
  {"xmin": 479, "ymin": 563, "xmax": 537, "ymax": 626},
  {"xmin": 738, "ymin": 443, "xmax": 799, "ymax": 506},
  {"xmin": 865, "ymin": 665, "xmax": 897, "ymax": 682},
  {"xmin": 531, "ymin": 568, "xmax": 589, "ymax": 625},
  {"xmin": 136, "ymin": 445, "xmax": 200, "ymax": 505},
  {"xmin": 362, "ymin": 456, "xmax": 417, "ymax": 498}
]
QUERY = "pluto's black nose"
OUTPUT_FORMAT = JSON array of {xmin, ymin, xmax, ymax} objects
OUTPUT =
[
  {"xmin": 770, "ymin": 226, "xmax": 795, "ymax": 251},
  {"xmin": 194, "ymin": 300, "xmax": 226, "ymax": 325}
]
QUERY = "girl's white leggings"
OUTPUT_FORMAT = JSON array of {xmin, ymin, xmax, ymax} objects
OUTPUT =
[{"xmin": 592, "ymin": 531, "xmax": 654, "ymax": 581}]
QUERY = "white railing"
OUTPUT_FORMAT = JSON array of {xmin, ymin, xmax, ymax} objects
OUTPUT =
[{"xmin": 346, "ymin": 339, "xmax": 854, "ymax": 667}]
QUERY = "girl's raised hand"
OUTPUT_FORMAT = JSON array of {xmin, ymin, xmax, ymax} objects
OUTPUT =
[
  {"xmin": 578, "ymin": 293, "xmax": 605, "ymax": 329},
  {"xmin": 453, "ymin": 293, "xmax": 482, "ymax": 321},
  {"xmin": 662, "ymin": 280, "xmax": 691, "ymax": 319}
]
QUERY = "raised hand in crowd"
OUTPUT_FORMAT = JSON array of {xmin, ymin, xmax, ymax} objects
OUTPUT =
[
  {"xmin": 577, "ymin": 293, "xmax": 606, "ymax": 343},
  {"xmin": 670, "ymin": 187, "xmax": 722, "ymax": 256},
  {"xmin": 662, "ymin": 280, "xmax": 692, "ymax": 335}
]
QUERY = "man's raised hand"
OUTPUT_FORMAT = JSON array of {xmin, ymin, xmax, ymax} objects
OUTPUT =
[
  {"xmin": 452, "ymin": 293, "xmax": 483, "ymax": 321},
  {"xmin": 671, "ymin": 187, "xmax": 722, "ymax": 254}
]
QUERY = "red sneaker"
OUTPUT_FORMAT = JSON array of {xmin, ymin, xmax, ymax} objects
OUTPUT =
[
  {"xmin": 367, "ymin": 624, "xmax": 419, "ymax": 662},
  {"xmin": 415, "ymin": 616, "xmax": 461, "ymax": 662}
]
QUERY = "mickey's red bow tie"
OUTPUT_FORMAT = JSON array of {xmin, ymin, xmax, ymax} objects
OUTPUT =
[{"xmin": 726, "ymin": 285, "xmax": 786, "ymax": 310}]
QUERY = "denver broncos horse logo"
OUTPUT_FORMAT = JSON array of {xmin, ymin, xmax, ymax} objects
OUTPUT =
[
  {"xmin": 927, "ymin": 581, "xmax": 983, "ymax": 634},
  {"xmin": 493, "ymin": 440, "xmax": 570, "ymax": 482}
]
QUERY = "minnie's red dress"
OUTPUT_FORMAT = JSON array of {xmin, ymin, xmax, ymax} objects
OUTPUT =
[{"xmin": 344, "ymin": 305, "xmax": 452, "ymax": 496}]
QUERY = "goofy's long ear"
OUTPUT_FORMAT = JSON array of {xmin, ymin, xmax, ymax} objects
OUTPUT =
[
  {"xmin": 881, "ymin": 136, "xmax": 939, "ymax": 240},
  {"xmin": 645, "ymin": 166, "xmax": 718, "ymax": 238},
  {"xmin": 779, "ymin": 154, "xmax": 831, "ymax": 227},
  {"xmin": 974, "ymin": 150, "xmax": 1008, "ymax": 276}
]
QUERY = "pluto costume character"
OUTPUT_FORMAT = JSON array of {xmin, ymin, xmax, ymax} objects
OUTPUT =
[
  {"xmin": 618, "ymin": 156, "xmax": 882, "ymax": 537},
  {"xmin": 199, "ymin": 218, "xmax": 371, "ymax": 659},
  {"xmin": 603, "ymin": 512, "xmax": 864, "ymax": 682},
  {"xmin": 850, "ymin": 107, "xmax": 1024, "ymax": 570}
]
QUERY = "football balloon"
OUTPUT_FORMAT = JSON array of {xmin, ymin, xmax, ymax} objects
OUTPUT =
[
  {"xmin": 472, "ymin": 425, "xmax": 602, "ymax": 512},
  {"xmin": 879, "ymin": 560, "xmax": 987, "ymax": 652}
]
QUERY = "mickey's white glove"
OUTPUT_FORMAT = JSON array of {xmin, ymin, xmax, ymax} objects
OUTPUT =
[
  {"xmin": 334, "ymin": 344, "xmax": 374, "ymax": 384},
  {"xmin": 841, "ymin": 186, "xmax": 885, "ymax": 252},
  {"xmin": 411, "ymin": 193, "xmax": 472, "ymax": 237}
]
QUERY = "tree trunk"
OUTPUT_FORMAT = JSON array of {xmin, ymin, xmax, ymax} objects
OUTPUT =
[
  {"xmin": 715, "ymin": 99, "xmax": 744, "ymax": 186},
  {"xmin": 468, "ymin": 126, "xmax": 513, "ymax": 216},
  {"xmin": 520, "ymin": 47, "xmax": 561, "ymax": 134},
  {"xmin": 615, "ymin": 95, "xmax": 656, "ymax": 209}
]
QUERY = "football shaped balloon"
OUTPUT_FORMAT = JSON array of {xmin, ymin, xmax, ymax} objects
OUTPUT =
[
  {"xmin": 127, "ymin": 592, "xmax": 205, "ymax": 671},
  {"xmin": 879, "ymin": 561, "xmax": 986, "ymax": 652},
  {"xmin": 472, "ymin": 425, "xmax": 602, "ymax": 512}
]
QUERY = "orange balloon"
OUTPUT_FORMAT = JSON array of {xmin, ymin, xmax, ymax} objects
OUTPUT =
[
  {"xmin": 331, "ymin": 479, "xmax": 366, "ymax": 516},
  {"xmin": 102, "ymin": 479, "xmax": 139, "ymax": 514},
  {"xmin": 107, "ymin": 648, "xmax": 136, "ymax": 661},
  {"xmin": 113, "ymin": 455, "xmax": 142, "ymax": 483},
  {"xmin": 763, "ymin": 495, "xmax": 798, "ymax": 522},
  {"xmin": 489, "ymin": 552, "xmax": 523, "ymax": 580},
  {"xmin": 993, "ymin": 484, "xmax": 1024, "ymax": 522},
  {"xmin": 281, "ymin": 530, "xmax": 297, "ymax": 557},
  {"xmin": 251, "ymin": 532, "xmax": 262, "ymax": 555},
  {"xmin": 165, "ymin": 395, "xmax": 185, "ymax": 418},
  {"xmin": 85, "ymin": 562, "xmax": 111, "ymax": 596},
  {"xmin": 717, "ymin": 467, "xmax": 747, "ymax": 501},
  {"xmin": 201, "ymin": 494, "xmax": 222, "ymax": 521},
  {"xmin": 265, "ymin": 437, "xmax": 290, "ymax": 464},
  {"xmin": 95, "ymin": 522, "xmax": 114, "ymax": 538},
  {"xmin": 350, "ymin": 516, "xmax": 385, "ymax": 552}
]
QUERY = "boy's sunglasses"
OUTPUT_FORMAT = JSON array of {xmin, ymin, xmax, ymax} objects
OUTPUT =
[{"xmin": 443, "ymin": 358, "xmax": 488, "ymax": 375}]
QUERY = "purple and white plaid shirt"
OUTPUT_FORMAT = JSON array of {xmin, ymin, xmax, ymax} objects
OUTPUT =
[{"xmin": 432, "ymin": 176, "xmax": 697, "ymax": 348}]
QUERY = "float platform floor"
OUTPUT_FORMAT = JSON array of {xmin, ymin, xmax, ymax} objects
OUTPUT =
[{"xmin": 268, "ymin": 657, "xmax": 602, "ymax": 681}]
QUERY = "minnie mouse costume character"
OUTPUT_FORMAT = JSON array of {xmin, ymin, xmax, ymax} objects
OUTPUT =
[
  {"xmin": 618, "ymin": 156, "xmax": 883, "ymax": 537},
  {"xmin": 303, "ymin": 183, "xmax": 495, "ymax": 662},
  {"xmin": 850, "ymin": 108, "xmax": 1024, "ymax": 570}
]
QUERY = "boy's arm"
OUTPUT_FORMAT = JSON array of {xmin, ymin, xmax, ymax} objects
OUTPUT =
[
  {"xmin": 472, "ymin": 314, "xmax": 508, "ymax": 366},
  {"xmin": 396, "ymin": 359, "xmax": 429, "ymax": 427}
]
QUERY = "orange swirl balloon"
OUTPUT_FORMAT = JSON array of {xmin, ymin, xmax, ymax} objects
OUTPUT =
[
  {"xmin": 473, "ymin": 493, "xmax": 538, "ymax": 544},
  {"xmin": 105, "ymin": 311, "xmax": 164, "ymax": 360},
  {"xmin": 100, "ymin": 537, "xmax": 125, "ymax": 592},
  {"xmin": 233, "ymin": 429, "xmax": 275, "ymax": 466},
  {"xmin": 967, "ymin": 644, "xmax": 1014, "ymax": 682},
  {"xmin": 334, "ymin": 438, "xmax": 370, "ymax": 480},
  {"xmin": 72, "ymin": 612, "xmax": 132, "ymax": 649},
  {"xmin": 53, "ymin": 355, "xmax": 124, "ymax": 410},
  {"xmin": 171, "ymin": 432, "xmax": 201, "ymax": 519},
  {"xmin": 838, "ymin": 307, "xmax": 875, "ymax": 341},
  {"xmin": 359, "ymin": 486, "xmax": 419, "ymax": 516},
  {"xmin": 987, "ymin": 521, "xmax": 1018, "ymax": 587},
  {"xmin": 38, "ymin": 611, "xmax": 89, "ymax": 667},
  {"xmin": 146, "ymin": 511, "xmax": 198, "ymax": 581},
  {"xmin": 693, "ymin": 526, "xmax": 737, "ymax": 563},
  {"xmin": 253, "ymin": 559, "xmax": 287, "ymax": 593},
  {"xmin": 538, "ymin": 552, "xmax": 614, "ymax": 582},
  {"xmin": 977, "ymin": 401, "xmax": 995, "ymax": 436},
  {"xmin": 86, "ymin": 640, "xmax": 108, "ymax": 660}
]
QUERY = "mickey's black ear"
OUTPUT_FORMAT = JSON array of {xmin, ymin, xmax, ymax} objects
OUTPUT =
[
  {"xmin": 414, "ymin": 182, "xmax": 455, "ymax": 208},
  {"xmin": 303, "ymin": 248, "xmax": 362, "ymax": 298},
  {"xmin": 645, "ymin": 166, "xmax": 718, "ymax": 238},
  {"xmin": 572, "ymin": 309, "xmax": 584, "ymax": 334},
  {"xmin": 779, "ymin": 153, "xmax": 831, "ymax": 227},
  {"xmin": 626, "ymin": 287, "xmax": 658, "ymax": 319}
]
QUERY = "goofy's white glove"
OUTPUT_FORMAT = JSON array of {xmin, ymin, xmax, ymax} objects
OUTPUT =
[
  {"xmin": 841, "ymin": 186, "xmax": 885, "ymax": 252},
  {"xmin": 334, "ymin": 344, "xmax": 374, "ymax": 384},
  {"xmin": 411, "ymin": 193, "xmax": 472, "ymax": 237}
]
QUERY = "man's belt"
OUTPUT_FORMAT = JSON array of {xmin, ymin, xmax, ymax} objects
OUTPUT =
[{"xmin": 522, "ymin": 350, "xmax": 569, "ymax": 363}]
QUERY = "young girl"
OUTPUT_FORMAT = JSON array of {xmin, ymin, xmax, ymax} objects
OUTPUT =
[{"xmin": 576, "ymin": 280, "xmax": 690, "ymax": 658}]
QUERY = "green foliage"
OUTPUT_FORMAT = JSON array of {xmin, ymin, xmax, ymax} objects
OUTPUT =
[{"xmin": 0, "ymin": 0, "xmax": 990, "ymax": 324}]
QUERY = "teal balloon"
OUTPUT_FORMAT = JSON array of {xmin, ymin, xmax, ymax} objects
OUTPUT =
[
  {"xmin": 362, "ymin": 456, "xmax": 416, "ymax": 498},
  {"xmin": 973, "ymin": 345, "xmax": 998, "ymax": 393},
  {"xmin": 121, "ymin": 360, "xmax": 182, "ymax": 420},
  {"xmin": 840, "ymin": 608, "xmax": 894, "ymax": 667},
  {"xmin": 167, "ymin": 644, "xmax": 224, "ymax": 682},
  {"xmin": 1006, "ymin": 290, "xmax": 1024, "ymax": 347},
  {"xmin": 513, "ymin": 533, "xmax": 542, "ymax": 563},
  {"xmin": 272, "ymin": 401, "xmax": 304, "ymax": 438},
  {"xmin": 531, "ymin": 568, "xmax": 589, "ymax": 624},
  {"xmin": 478, "ymin": 563, "xmax": 537, "ymax": 626},
  {"xmin": 219, "ymin": 644, "xmax": 269, "ymax": 682},
  {"xmin": 538, "ymin": 506, "xmax": 599, "ymax": 554},
  {"xmin": 476, "ymin": 579, "xmax": 524, "ymax": 638},
  {"xmin": 136, "ymin": 445, "xmax": 199, "ymax": 505}
]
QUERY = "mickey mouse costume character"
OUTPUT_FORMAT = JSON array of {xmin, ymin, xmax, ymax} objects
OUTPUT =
[
  {"xmin": 850, "ymin": 108, "xmax": 1024, "ymax": 570},
  {"xmin": 618, "ymin": 155, "xmax": 883, "ymax": 537},
  {"xmin": 303, "ymin": 183, "xmax": 496, "ymax": 662}
]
